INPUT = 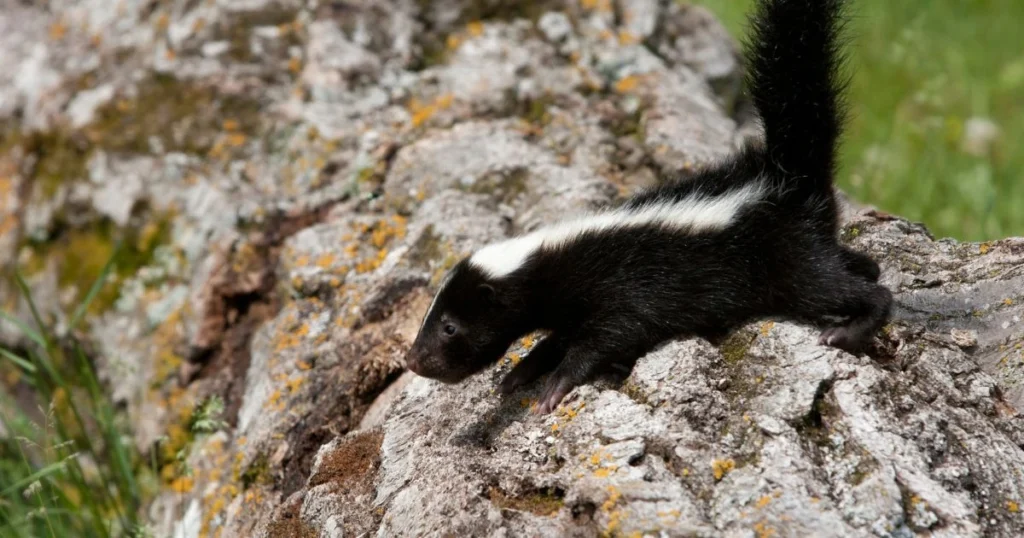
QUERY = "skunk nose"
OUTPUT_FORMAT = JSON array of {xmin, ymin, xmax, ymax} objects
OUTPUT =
[{"xmin": 406, "ymin": 349, "xmax": 425, "ymax": 375}]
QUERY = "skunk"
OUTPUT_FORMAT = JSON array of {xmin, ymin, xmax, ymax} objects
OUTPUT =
[{"xmin": 405, "ymin": 0, "xmax": 891, "ymax": 413}]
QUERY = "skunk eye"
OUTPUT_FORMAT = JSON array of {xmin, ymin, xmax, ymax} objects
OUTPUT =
[{"xmin": 442, "ymin": 324, "xmax": 457, "ymax": 336}]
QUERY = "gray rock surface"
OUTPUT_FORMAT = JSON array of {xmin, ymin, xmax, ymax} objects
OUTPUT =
[{"xmin": 0, "ymin": 1, "xmax": 1022, "ymax": 537}]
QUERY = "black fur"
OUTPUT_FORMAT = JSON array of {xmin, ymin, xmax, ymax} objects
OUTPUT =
[{"xmin": 406, "ymin": 0, "xmax": 892, "ymax": 413}]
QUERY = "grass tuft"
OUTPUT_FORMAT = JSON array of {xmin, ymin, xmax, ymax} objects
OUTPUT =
[{"xmin": 1, "ymin": 253, "xmax": 153, "ymax": 537}]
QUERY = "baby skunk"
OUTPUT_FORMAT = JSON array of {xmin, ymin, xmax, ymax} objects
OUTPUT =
[{"xmin": 406, "ymin": 0, "xmax": 891, "ymax": 413}]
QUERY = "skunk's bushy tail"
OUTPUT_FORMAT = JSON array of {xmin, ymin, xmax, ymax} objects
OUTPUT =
[{"xmin": 745, "ymin": 0, "xmax": 849, "ymax": 196}]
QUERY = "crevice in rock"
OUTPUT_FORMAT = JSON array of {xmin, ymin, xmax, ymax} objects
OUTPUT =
[{"xmin": 186, "ymin": 203, "xmax": 335, "ymax": 427}]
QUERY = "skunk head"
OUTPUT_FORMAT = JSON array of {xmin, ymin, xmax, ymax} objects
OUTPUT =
[{"xmin": 405, "ymin": 259, "xmax": 525, "ymax": 383}]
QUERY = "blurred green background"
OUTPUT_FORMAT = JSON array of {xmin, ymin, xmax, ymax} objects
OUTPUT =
[{"xmin": 697, "ymin": 0, "xmax": 1024, "ymax": 241}]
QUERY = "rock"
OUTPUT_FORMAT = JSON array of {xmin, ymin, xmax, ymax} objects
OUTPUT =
[
  {"xmin": 538, "ymin": 12, "xmax": 573, "ymax": 43},
  {"xmin": 0, "ymin": 1, "xmax": 1022, "ymax": 538}
]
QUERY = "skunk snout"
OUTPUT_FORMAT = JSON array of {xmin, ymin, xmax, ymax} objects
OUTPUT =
[{"xmin": 405, "ymin": 347, "xmax": 426, "ymax": 376}]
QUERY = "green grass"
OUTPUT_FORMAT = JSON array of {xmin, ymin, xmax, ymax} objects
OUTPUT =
[
  {"xmin": 0, "ymin": 253, "xmax": 155, "ymax": 537},
  {"xmin": 694, "ymin": 0, "xmax": 1024, "ymax": 241}
]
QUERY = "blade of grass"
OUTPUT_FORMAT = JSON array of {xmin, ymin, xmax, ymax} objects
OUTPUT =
[
  {"xmin": 0, "ymin": 310, "xmax": 45, "ymax": 350},
  {"xmin": 0, "ymin": 347, "xmax": 37, "ymax": 374},
  {"xmin": 68, "ymin": 243, "xmax": 120, "ymax": 331},
  {"xmin": 0, "ymin": 461, "xmax": 68, "ymax": 497},
  {"xmin": 76, "ymin": 342, "xmax": 140, "ymax": 525},
  {"xmin": 13, "ymin": 273, "xmax": 54, "ymax": 353}
]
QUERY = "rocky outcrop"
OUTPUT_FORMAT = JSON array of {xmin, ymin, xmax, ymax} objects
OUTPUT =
[{"xmin": 1, "ymin": 1, "xmax": 1022, "ymax": 537}]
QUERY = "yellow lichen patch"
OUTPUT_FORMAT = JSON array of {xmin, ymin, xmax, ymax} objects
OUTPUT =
[
  {"xmin": 658, "ymin": 509, "xmax": 681, "ymax": 521},
  {"xmin": 446, "ymin": 34, "xmax": 463, "ymax": 50},
  {"xmin": 754, "ymin": 521, "xmax": 777, "ymax": 538},
  {"xmin": 1008, "ymin": 500, "xmax": 1019, "ymax": 513},
  {"xmin": 755, "ymin": 494, "xmax": 772, "ymax": 509},
  {"xmin": 980, "ymin": 242, "xmax": 991, "ymax": 254},
  {"xmin": 285, "ymin": 375, "xmax": 304, "ymax": 393},
  {"xmin": 316, "ymin": 253, "xmax": 336, "ymax": 269},
  {"xmin": 226, "ymin": 133, "xmax": 247, "ymax": 147},
  {"xmin": 297, "ymin": 360, "xmax": 312, "ymax": 371},
  {"xmin": 712, "ymin": 458, "xmax": 735, "ymax": 481},
  {"xmin": 521, "ymin": 335, "xmax": 537, "ymax": 349},
  {"xmin": 265, "ymin": 389, "xmax": 283, "ymax": 410},
  {"xmin": 593, "ymin": 467, "xmax": 616, "ymax": 478},
  {"xmin": 614, "ymin": 75, "xmax": 645, "ymax": 94},
  {"xmin": 467, "ymin": 21, "xmax": 485, "ymax": 37},
  {"xmin": 170, "ymin": 476, "xmax": 194, "ymax": 493},
  {"xmin": 288, "ymin": 57, "xmax": 302, "ymax": 74},
  {"xmin": 600, "ymin": 486, "xmax": 624, "ymax": 536},
  {"xmin": 618, "ymin": 30, "xmax": 640, "ymax": 45},
  {"xmin": 581, "ymin": 0, "xmax": 613, "ymax": 12},
  {"xmin": 49, "ymin": 21, "xmax": 68, "ymax": 40},
  {"xmin": 222, "ymin": 119, "xmax": 240, "ymax": 131},
  {"xmin": 760, "ymin": 321, "xmax": 775, "ymax": 336},
  {"xmin": 508, "ymin": 353, "xmax": 522, "ymax": 365},
  {"xmin": 1004, "ymin": 298, "xmax": 1014, "ymax": 306},
  {"xmin": 408, "ymin": 94, "xmax": 456, "ymax": 128},
  {"xmin": 155, "ymin": 12, "xmax": 170, "ymax": 31}
]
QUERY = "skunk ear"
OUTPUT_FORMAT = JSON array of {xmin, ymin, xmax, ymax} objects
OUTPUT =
[{"xmin": 479, "ymin": 283, "xmax": 496, "ymax": 303}]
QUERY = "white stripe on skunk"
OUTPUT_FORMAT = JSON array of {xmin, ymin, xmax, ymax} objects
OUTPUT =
[{"xmin": 469, "ymin": 182, "xmax": 768, "ymax": 278}]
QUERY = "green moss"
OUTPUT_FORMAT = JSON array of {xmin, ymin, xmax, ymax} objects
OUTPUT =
[
  {"xmin": 464, "ymin": 167, "xmax": 530, "ymax": 205},
  {"xmin": 217, "ymin": 8, "xmax": 300, "ymax": 63},
  {"xmin": 519, "ymin": 93, "xmax": 556, "ymax": 126},
  {"xmin": 607, "ymin": 107, "xmax": 646, "ymax": 142},
  {"xmin": 86, "ymin": 73, "xmax": 262, "ymax": 155},
  {"xmin": 455, "ymin": 0, "xmax": 558, "ymax": 23},
  {"xmin": 840, "ymin": 225, "xmax": 862, "ymax": 242},
  {"xmin": 21, "ymin": 212, "xmax": 174, "ymax": 315},
  {"xmin": 718, "ymin": 330, "xmax": 757, "ymax": 365},
  {"xmin": 619, "ymin": 379, "xmax": 649, "ymax": 406},
  {"xmin": 405, "ymin": 225, "xmax": 444, "ymax": 271},
  {"xmin": 241, "ymin": 452, "xmax": 272, "ymax": 489},
  {"xmin": 487, "ymin": 486, "xmax": 564, "ymax": 516}
]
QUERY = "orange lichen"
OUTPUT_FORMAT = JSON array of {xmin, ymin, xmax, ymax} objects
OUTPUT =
[
  {"xmin": 467, "ymin": 21, "xmax": 485, "ymax": 37},
  {"xmin": 756, "ymin": 495, "xmax": 772, "ymax": 509},
  {"xmin": 409, "ymin": 94, "xmax": 456, "ymax": 128},
  {"xmin": 170, "ymin": 476, "xmax": 194, "ymax": 493},
  {"xmin": 754, "ymin": 521, "xmax": 777, "ymax": 538},
  {"xmin": 614, "ymin": 75, "xmax": 643, "ymax": 94},
  {"xmin": 316, "ymin": 253, "xmax": 336, "ymax": 268},
  {"xmin": 980, "ymin": 242, "xmax": 991, "ymax": 254},
  {"xmin": 618, "ymin": 30, "xmax": 639, "ymax": 45},
  {"xmin": 760, "ymin": 321, "xmax": 775, "ymax": 336},
  {"xmin": 226, "ymin": 133, "xmax": 247, "ymax": 147},
  {"xmin": 288, "ymin": 57, "xmax": 302, "ymax": 74},
  {"xmin": 1008, "ymin": 500, "xmax": 1019, "ymax": 512},
  {"xmin": 49, "ymin": 21, "xmax": 68, "ymax": 40},
  {"xmin": 712, "ymin": 458, "xmax": 735, "ymax": 481}
]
